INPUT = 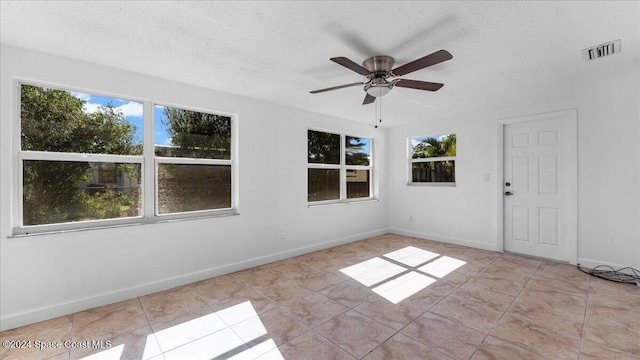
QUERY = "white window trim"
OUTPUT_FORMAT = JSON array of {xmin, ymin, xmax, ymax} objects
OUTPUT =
[
  {"xmin": 307, "ymin": 129, "xmax": 374, "ymax": 206},
  {"xmin": 152, "ymin": 102, "xmax": 236, "ymax": 219},
  {"xmin": 12, "ymin": 80, "xmax": 238, "ymax": 236},
  {"xmin": 407, "ymin": 137, "xmax": 456, "ymax": 186}
]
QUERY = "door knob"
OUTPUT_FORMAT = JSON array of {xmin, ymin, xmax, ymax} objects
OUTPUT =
[{"xmin": 505, "ymin": 191, "xmax": 514, "ymax": 196}]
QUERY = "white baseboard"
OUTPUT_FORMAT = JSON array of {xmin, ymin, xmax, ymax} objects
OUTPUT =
[
  {"xmin": 388, "ymin": 228, "xmax": 502, "ymax": 253},
  {"xmin": 0, "ymin": 228, "xmax": 389, "ymax": 331}
]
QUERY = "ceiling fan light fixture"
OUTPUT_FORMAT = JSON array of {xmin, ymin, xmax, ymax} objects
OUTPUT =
[
  {"xmin": 310, "ymin": 50, "xmax": 452, "ymax": 103},
  {"xmin": 365, "ymin": 85, "xmax": 391, "ymax": 97}
]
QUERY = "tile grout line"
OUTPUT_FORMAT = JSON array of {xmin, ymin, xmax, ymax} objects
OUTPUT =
[
  {"xmin": 467, "ymin": 253, "xmax": 544, "ymax": 360},
  {"xmin": 146, "ymin": 291, "xmax": 270, "ymax": 358},
  {"xmin": 279, "ymin": 291, "xmax": 353, "ymax": 342},
  {"xmin": 340, "ymin": 246, "xmax": 447, "ymax": 357},
  {"xmin": 285, "ymin": 243, "xmax": 436, "ymax": 359},
  {"xmin": 136, "ymin": 296, "xmax": 166, "ymax": 358},
  {"xmin": 576, "ymin": 274, "xmax": 592, "ymax": 360},
  {"xmin": 361, "ymin": 249, "xmax": 506, "ymax": 359},
  {"xmin": 11, "ymin": 237, "xmax": 621, "ymax": 360},
  {"xmin": 276, "ymin": 287, "xmax": 359, "ymax": 359},
  {"xmin": 137, "ymin": 296, "xmax": 152, "ymax": 328},
  {"xmin": 65, "ymin": 313, "xmax": 74, "ymax": 360},
  {"xmin": 309, "ymin": 287, "xmax": 434, "ymax": 359}
]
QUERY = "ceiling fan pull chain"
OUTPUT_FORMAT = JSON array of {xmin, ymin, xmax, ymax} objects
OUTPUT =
[
  {"xmin": 310, "ymin": 51, "xmax": 452, "ymax": 112},
  {"xmin": 374, "ymin": 97, "xmax": 378, "ymax": 128}
]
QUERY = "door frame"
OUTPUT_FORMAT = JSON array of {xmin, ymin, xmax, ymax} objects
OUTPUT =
[{"xmin": 496, "ymin": 109, "xmax": 578, "ymax": 264}]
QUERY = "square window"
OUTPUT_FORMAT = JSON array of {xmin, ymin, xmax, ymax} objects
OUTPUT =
[
  {"xmin": 308, "ymin": 169, "xmax": 340, "ymax": 202},
  {"xmin": 307, "ymin": 130, "xmax": 373, "ymax": 203},
  {"xmin": 308, "ymin": 130, "xmax": 340, "ymax": 164},
  {"xmin": 409, "ymin": 134, "xmax": 456, "ymax": 184}
]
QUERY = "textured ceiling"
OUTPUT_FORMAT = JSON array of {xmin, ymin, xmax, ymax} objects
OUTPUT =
[{"xmin": 2, "ymin": 1, "xmax": 639, "ymax": 127}]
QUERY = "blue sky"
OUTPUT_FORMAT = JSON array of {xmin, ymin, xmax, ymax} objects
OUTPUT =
[
  {"xmin": 71, "ymin": 92, "xmax": 171, "ymax": 146},
  {"xmin": 411, "ymin": 134, "xmax": 451, "ymax": 149},
  {"xmin": 72, "ymin": 91, "xmax": 373, "ymax": 155},
  {"xmin": 346, "ymin": 137, "xmax": 371, "ymax": 158}
]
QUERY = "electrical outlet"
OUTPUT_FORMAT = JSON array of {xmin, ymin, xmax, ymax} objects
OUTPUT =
[{"xmin": 280, "ymin": 230, "xmax": 287, "ymax": 239}]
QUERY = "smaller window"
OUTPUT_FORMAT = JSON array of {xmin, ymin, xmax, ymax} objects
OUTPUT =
[
  {"xmin": 308, "ymin": 130, "xmax": 340, "ymax": 165},
  {"xmin": 409, "ymin": 134, "xmax": 456, "ymax": 184},
  {"xmin": 308, "ymin": 130, "xmax": 373, "ymax": 203}
]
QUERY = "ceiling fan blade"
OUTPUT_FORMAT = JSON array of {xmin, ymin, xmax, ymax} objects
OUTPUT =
[
  {"xmin": 362, "ymin": 93, "xmax": 376, "ymax": 105},
  {"xmin": 310, "ymin": 82, "xmax": 364, "ymax": 94},
  {"xmin": 394, "ymin": 79, "xmax": 444, "ymax": 91},
  {"xmin": 330, "ymin": 57, "xmax": 372, "ymax": 76},
  {"xmin": 392, "ymin": 50, "xmax": 453, "ymax": 77}
]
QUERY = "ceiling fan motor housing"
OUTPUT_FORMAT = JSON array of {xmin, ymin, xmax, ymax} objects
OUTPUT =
[
  {"xmin": 310, "ymin": 49, "xmax": 451, "ymax": 101},
  {"xmin": 362, "ymin": 56, "xmax": 395, "ymax": 77},
  {"xmin": 362, "ymin": 56, "xmax": 395, "ymax": 97}
]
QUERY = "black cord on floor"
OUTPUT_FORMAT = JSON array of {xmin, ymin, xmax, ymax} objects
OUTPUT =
[{"xmin": 577, "ymin": 264, "xmax": 640, "ymax": 286}]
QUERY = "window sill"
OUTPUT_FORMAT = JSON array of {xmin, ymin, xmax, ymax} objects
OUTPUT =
[
  {"xmin": 307, "ymin": 198, "xmax": 379, "ymax": 208},
  {"xmin": 406, "ymin": 182, "xmax": 457, "ymax": 187},
  {"xmin": 10, "ymin": 211, "xmax": 239, "ymax": 238}
]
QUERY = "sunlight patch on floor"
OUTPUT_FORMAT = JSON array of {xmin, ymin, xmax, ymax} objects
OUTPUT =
[
  {"xmin": 154, "ymin": 312, "xmax": 227, "ymax": 352},
  {"xmin": 80, "ymin": 344, "xmax": 124, "ymax": 360},
  {"xmin": 418, "ymin": 256, "xmax": 467, "ymax": 278},
  {"xmin": 163, "ymin": 327, "xmax": 253, "ymax": 360},
  {"xmin": 80, "ymin": 301, "xmax": 282, "ymax": 360},
  {"xmin": 339, "ymin": 246, "xmax": 467, "ymax": 305},
  {"xmin": 372, "ymin": 271, "xmax": 436, "ymax": 304},
  {"xmin": 384, "ymin": 246, "xmax": 440, "ymax": 267},
  {"xmin": 217, "ymin": 300, "xmax": 260, "ymax": 326},
  {"xmin": 340, "ymin": 257, "xmax": 407, "ymax": 286}
]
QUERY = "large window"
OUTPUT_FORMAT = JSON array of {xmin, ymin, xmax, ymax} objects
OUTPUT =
[
  {"xmin": 409, "ymin": 134, "xmax": 456, "ymax": 184},
  {"xmin": 308, "ymin": 130, "xmax": 372, "ymax": 203},
  {"xmin": 16, "ymin": 83, "xmax": 235, "ymax": 234}
]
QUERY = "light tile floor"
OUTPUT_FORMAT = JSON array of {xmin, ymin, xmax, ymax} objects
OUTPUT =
[{"xmin": 2, "ymin": 234, "xmax": 639, "ymax": 359}]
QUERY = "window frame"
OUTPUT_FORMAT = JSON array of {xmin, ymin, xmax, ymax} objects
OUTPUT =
[
  {"xmin": 307, "ymin": 129, "xmax": 374, "ymax": 205},
  {"xmin": 407, "ymin": 134, "xmax": 457, "ymax": 186},
  {"xmin": 152, "ymin": 102, "xmax": 235, "ymax": 219},
  {"xmin": 12, "ymin": 80, "xmax": 238, "ymax": 236}
]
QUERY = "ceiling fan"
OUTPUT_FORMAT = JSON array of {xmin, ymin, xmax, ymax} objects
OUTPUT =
[{"xmin": 310, "ymin": 50, "xmax": 453, "ymax": 105}]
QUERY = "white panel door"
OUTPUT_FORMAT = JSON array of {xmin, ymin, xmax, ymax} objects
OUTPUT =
[{"xmin": 503, "ymin": 116, "xmax": 572, "ymax": 261}]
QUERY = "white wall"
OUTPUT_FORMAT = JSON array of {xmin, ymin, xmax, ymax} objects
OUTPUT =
[
  {"xmin": 388, "ymin": 116, "xmax": 498, "ymax": 251},
  {"xmin": 0, "ymin": 45, "xmax": 389, "ymax": 331},
  {"xmin": 389, "ymin": 69, "xmax": 640, "ymax": 271},
  {"xmin": 2, "ymin": 43, "xmax": 638, "ymax": 332}
]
